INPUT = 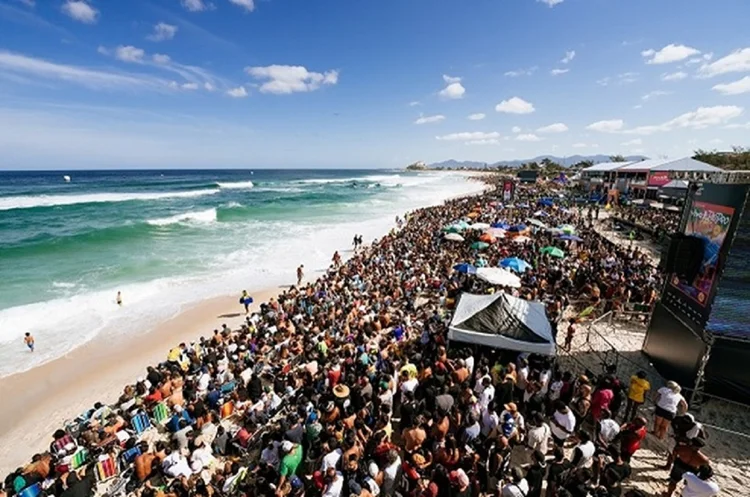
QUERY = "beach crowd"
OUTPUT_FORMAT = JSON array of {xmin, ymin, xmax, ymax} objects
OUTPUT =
[{"xmin": 3, "ymin": 177, "xmax": 720, "ymax": 497}]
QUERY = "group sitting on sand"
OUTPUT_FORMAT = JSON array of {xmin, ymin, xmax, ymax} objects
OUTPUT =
[{"xmin": 4, "ymin": 178, "xmax": 719, "ymax": 497}]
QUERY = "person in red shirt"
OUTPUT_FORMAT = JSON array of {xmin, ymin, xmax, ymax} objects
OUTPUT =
[
  {"xmin": 619, "ymin": 416, "xmax": 648, "ymax": 462},
  {"xmin": 144, "ymin": 386, "xmax": 163, "ymax": 405}
]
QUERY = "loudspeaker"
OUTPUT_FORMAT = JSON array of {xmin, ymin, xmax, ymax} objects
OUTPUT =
[{"xmin": 666, "ymin": 234, "xmax": 705, "ymax": 282}]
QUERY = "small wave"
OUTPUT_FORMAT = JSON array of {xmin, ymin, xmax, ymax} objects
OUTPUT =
[
  {"xmin": 223, "ymin": 201, "xmax": 244, "ymax": 208},
  {"xmin": 216, "ymin": 181, "xmax": 254, "ymax": 189},
  {"xmin": 146, "ymin": 208, "xmax": 217, "ymax": 227},
  {"xmin": 297, "ymin": 178, "xmax": 355, "ymax": 185},
  {"xmin": 52, "ymin": 281, "xmax": 76, "ymax": 289},
  {"xmin": 0, "ymin": 189, "xmax": 219, "ymax": 211}
]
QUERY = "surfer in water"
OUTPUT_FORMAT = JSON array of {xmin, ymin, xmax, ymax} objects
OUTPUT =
[
  {"xmin": 240, "ymin": 290, "xmax": 253, "ymax": 314},
  {"xmin": 24, "ymin": 332, "xmax": 34, "ymax": 352},
  {"xmin": 116, "ymin": 291, "xmax": 122, "ymax": 305}
]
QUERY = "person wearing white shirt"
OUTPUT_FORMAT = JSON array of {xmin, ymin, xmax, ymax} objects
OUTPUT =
[
  {"xmin": 479, "ymin": 378, "xmax": 495, "ymax": 411},
  {"xmin": 550, "ymin": 401, "xmax": 576, "ymax": 445},
  {"xmin": 400, "ymin": 376, "xmax": 419, "ymax": 395},
  {"xmin": 526, "ymin": 412, "xmax": 551, "ymax": 454},
  {"xmin": 597, "ymin": 410, "xmax": 620, "ymax": 445},
  {"xmin": 322, "ymin": 470, "xmax": 344, "ymax": 497},
  {"xmin": 681, "ymin": 466, "xmax": 720, "ymax": 497},
  {"xmin": 481, "ymin": 406, "xmax": 500, "ymax": 437},
  {"xmin": 465, "ymin": 355, "xmax": 475, "ymax": 376},
  {"xmin": 321, "ymin": 441, "xmax": 343, "ymax": 472},
  {"xmin": 500, "ymin": 467, "xmax": 529, "ymax": 497},
  {"xmin": 162, "ymin": 450, "xmax": 192, "ymax": 478}
]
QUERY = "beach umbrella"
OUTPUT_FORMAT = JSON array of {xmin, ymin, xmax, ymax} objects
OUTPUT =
[
  {"xmin": 500, "ymin": 257, "xmax": 532, "ymax": 273},
  {"xmin": 527, "ymin": 219, "xmax": 548, "ymax": 229},
  {"xmin": 512, "ymin": 236, "xmax": 531, "ymax": 244},
  {"xmin": 479, "ymin": 233, "xmax": 497, "ymax": 243},
  {"xmin": 485, "ymin": 228, "xmax": 506, "ymax": 238},
  {"xmin": 508, "ymin": 223, "xmax": 527, "ymax": 233},
  {"xmin": 533, "ymin": 210, "xmax": 549, "ymax": 218},
  {"xmin": 444, "ymin": 233, "xmax": 465, "ymax": 242},
  {"xmin": 467, "ymin": 212, "xmax": 480, "ymax": 219},
  {"xmin": 538, "ymin": 198, "xmax": 554, "ymax": 207},
  {"xmin": 558, "ymin": 234, "xmax": 583, "ymax": 242},
  {"xmin": 518, "ymin": 203, "xmax": 530, "ymax": 208},
  {"xmin": 476, "ymin": 267, "xmax": 522, "ymax": 288},
  {"xmin": 469, "ymin": 222, "xmax": 491, "ymax": 230},
  {"xmin": 491, "ymin": 222, "xmax": 510, "ymax": 230},
  {"xmin": 471, "ymin": 241, "xmax": 490, "ymax": 250},
  {"xmin": 547, "ymin": 228, "xmax": 564, "ymax": 235},
  {"xmin": 559, "ymin": 224, "xmax": 576, "ymax": 235},
  {"xmin": 541, "ymin": 246, "xmax": 565, "ymax": 258},
  {"xmin": 453, "ymin": 263, "xmax": 477, "ymax": 274}
]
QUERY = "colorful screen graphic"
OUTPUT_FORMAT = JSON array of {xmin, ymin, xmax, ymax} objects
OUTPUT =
[{"xmin": 670, "ymin": 201, "xmax": 735, "ymax": 306}]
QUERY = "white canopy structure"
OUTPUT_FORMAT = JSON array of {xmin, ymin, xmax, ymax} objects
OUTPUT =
[
  {"xmin": 476, "ymin": 267, "xmax": 522, "ymax": 288},
  {"xmin": 449, "ymin": 292, "xmax": 556, "ymax": 355}
]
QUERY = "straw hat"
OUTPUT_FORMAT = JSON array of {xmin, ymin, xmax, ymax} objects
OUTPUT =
[
  {"xmin": 333, "ymin": 384, "xmax": 350, "ymax": 399},
  {"xmin": 504, "ymin": 402, "xmax": 518, "ymax": 413}
]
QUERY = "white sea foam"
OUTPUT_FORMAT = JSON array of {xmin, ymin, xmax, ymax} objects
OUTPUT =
[
  {"xmin": 0, "ymin": 189, "xmax": 219, "ymax": 211},
  {"xmin": 216, "ymin": 181, "xmax": 254, "ymax": 189},
  {"xmin": 146, "ymin": 208, "xmax": 217, "ymax": 226},
  {"xmin": 52, "ymin": 281, "xmax": 76, "ymax": 289}
]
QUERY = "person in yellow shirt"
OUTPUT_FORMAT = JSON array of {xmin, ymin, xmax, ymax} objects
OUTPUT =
[{"xmin": 625, "ymin": 371, "xmax": 650, "ymax": 420}]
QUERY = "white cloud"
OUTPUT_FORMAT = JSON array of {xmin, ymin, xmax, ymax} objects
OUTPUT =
[
  {"xmin": 408, "ymin": 101, "xmax": 420, "ymax": 107},
  {"xmin": 147, "ymin": 22, "xmax": 178, "ymax": 42},
  {"xmin": 439, "ymin": 82, "xmax": 465, "ymax": 99},
  {"xmin": 597, "ymin": 72, "xmax": 639, "ymax": 86},
  {"xmin": 641, "ymin": 90, "xmax": 671, "ymax": 101},
  {"xmin": 468, "ymin": 113, "xmax": 486, "ymax": 121},
  {"xmin": 181, "ymin": 0, "xmax": 209, "ymax": 11},
  {"xmin": 436, "ymin": 131, "xmax": 501, "ymax": 142},
  {"xmin": 586, "ymin": 119, "xmax": 625, "ymax": 132},
  {"xmin": 661, "ymin": 71, "xmax": 687, "ymax": 81},
  {"xmin": 561, "ymin": 50, "xmax": 576, "ymax": 64},
  {"xmin": 495, "ymin": 96, "xmax": 535, "ymax": 114},
  {"xmin": 626, "ymin": 105, "xmax": 743, "ymax": 135},
  {"xmin": 641, "ymin": 44, "xmax": 700, "ymax": 64},
  {"xmin": 182, "ymin": 82, "xmax": 199, "ymax": 90},
  {"xmin": 61, "ymin": 1, "xmax": 98, "ymax": 24},
  {"xmin": 712, "ymin": 76, "xmax": 750, "ymax": 95},
  {"xmin": 466, "ymin": 139, "xmax": 500, "ymax": 146},
  {"xmin": 725, "ymin": 122, "xmax": 750, "ymax": 130},
  {"xmin": 442, "ymin": 74, "xmax": 461, "ymax": 84},
  {"xmin": 204, "ymin": 82, "xmax": 215, "ymax": 91},
  {"xmin": 536, "ymin": 122, "xmax": 568, "ymax": 133},
  {"xmin": 152, "ymin": 53, "xmax": 171, "ymax": 64},
  {"xmin": 572, "ymin": 143, "xmax": 590, "ymax": 148},
  {"xmin": 686, "ymin": 53, "xmax": 714, "ymax": 66},
  {"xmin": 511, "ymin": 126, "xmax": 521, "ymax": 133},
  {"xmin": 226, "ymin": 86, "xmax": 248, "ymax": 98},
  {"xmin": 550, "ymin": 68, "xmax": 569, "ymax": 76},
  {"xmin": 504, "ymin": 67, "xmax": 536, "ymax": 77},
  {"xmin": 698, "ymin": 48, "xmax": 750, "ymax": 77},
  {"xmin": 414, "ymin": 114, "xmax": 445, "ymax": 125},
  {"xmin": 621, "ymin": 138, "xmax": 642, "ymax": 146},
  {"xmin": 115, "ymin": 45, "xmax": 145, "ymax": 63},
  {"xmin": 229, "ymin": 0, "xmax": 255, "ymax": 12},
  {"xmin": 516, "ymin": 133, "xmax": 542, "ymax": 142},
  {"xmin": 538, "ymin": 0, "xmax": 564, "ymax": 7},
  {"xmin": 246, "ymin": 65, "xmax": 339, "ymax": 94},
  {"xmin": 0, "ymin": 50, "xmax": 170, "ymax": 91}
]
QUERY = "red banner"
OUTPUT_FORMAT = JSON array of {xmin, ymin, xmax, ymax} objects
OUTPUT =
[{"xmin": 648, "ymin": 171, "xmax": 671, "ymax": 187}]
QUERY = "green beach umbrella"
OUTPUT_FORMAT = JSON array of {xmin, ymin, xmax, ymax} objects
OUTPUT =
[
  {"xmin": 471, "ymin": 241, "xmax": 490, "ymax": 250},
  {"xmin": 559, "ymin": 224, "xmax": 576, "ymax": 235},
  {"xmin": 541, "ymin": 246, "xmax": 565, "ymax": 258}
]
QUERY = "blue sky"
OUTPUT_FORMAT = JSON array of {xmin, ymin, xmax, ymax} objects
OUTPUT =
[{"xmin": 1, "ymin": 0, "xmax": 750, "ymax": 169}]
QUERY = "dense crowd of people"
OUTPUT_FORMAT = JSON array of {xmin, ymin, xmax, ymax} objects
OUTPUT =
[
  {"xmin": 609, "ymin": 205, "xmax": 680, "ymax": 243},
  {"xmin": 3, "ymin": 178, "xmax": 719, "ymax": 497}
]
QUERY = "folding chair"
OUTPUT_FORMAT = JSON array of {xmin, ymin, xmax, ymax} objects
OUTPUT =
[
  {"xmin": 51, "ymin": 433, "xmax": 78, "ymax": 457},
  {"xmin": 121, "ymin": 446, "xmax": 142, "ymax": 466},
  {"xmin": 70, "ymin": 447, "xmax": 89, "ymax": 470},
  {"xmin": 95, "ymin": 454, "xmax": 119, "ymax": 482},
  {"xmin": 131, "ymin": 412, "xmax": 152, "ymax": 435},
  {"xmin": 220, "ymin": 401, "xmax": 235, "ymax": 420},
  {"xmin": 152, "ymin": 402, "xmax": 170, "ymax": 425}
]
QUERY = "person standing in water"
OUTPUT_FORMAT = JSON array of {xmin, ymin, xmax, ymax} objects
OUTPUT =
[
  {"xmin": 24, "ymin": 332, "xmax": 34, "ymax": 352},
  {"xmin": 116, "ymin": 291, "xmax": 123, "ymax": 305},
  {"xmin": 297, "ymin": 265, "xmax": 305, "ymax": 286}
]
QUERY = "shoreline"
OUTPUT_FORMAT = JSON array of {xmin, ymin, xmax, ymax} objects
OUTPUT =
[{"xmin": 0, "ymin": 174, "xmax": 491, "ymax": 473}]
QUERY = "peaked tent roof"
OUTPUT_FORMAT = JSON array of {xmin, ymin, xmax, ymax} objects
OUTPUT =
[
  {"xmin": 583, "ymin": 161, "xmax": 635, "ymax": 172},
  {"xmin": 617, "ymin": 157, "xmax": 720, "ymax": 173},
  {"xmin": 449, "ymin": 292, "xmax": 555, "ymax": 355}
]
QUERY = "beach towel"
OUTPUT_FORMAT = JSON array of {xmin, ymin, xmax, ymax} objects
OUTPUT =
[{"xmin": 152, "ymin": 402, "xmax": 170, "ymax": 425}]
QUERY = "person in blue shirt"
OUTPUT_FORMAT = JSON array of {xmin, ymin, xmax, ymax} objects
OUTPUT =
[{"xmin": 166, "ymin": 405, "xmax": 195, "ymax": 433}]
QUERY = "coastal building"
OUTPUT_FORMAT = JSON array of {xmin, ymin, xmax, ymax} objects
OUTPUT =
[{"xmin": 580, "ymin": 157, "xmax": 721, "ymax": 199}]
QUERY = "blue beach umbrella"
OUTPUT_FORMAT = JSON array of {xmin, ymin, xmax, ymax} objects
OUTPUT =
[
  {"xmin": 558, "ymin": 234, "xmax": 583, "ymax": 242},
  {"xmin": 491, "ymin": 222, "xmax": 511, "ymax": 230},
  {"xmin": 508, "ymin": 223, "xmax": 527, "ymax": 232},
  {"xmin": 500, "ymin": 257, "xmax": 532, "ymax": 273},
  {"xmin": 453, "ymin": 263, "xmax": 477, "ymax": 274}
]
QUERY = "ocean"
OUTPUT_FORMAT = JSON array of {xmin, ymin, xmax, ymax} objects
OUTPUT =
[{"xmin": 0, "ymin": 169, "xmax": 483, "ymax": 377}]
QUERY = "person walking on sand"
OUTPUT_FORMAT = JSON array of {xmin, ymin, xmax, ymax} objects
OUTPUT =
[
  {"xmin": 116, "ymin": 291, "xmax": 123, "ymax": 305},
  {"xmin": 240, "ymin": 290, "xmax": 253, "ymax": 314},
  {"xmin": 24, "ymin": 332, "xmax": 34, "ymax": 352},
  {"xmin": 296, "ymin": 264, "xmax": 305, "ymax": 286}
]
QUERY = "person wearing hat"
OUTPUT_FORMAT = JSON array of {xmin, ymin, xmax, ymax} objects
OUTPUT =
[
  {"xmin": 500, "ymin": 466, "xmax": 529, "ymax": 497},
  {"xmin": 277, "ymin": 441, "xmax": 303, "ymax": 497},
  {"xmin": 653, "ymin": 381, "xmax": 687, "ymax": 440},
  {"xmin": 449, "ymin": 469, "xmax": 471, "ymax": 497}
]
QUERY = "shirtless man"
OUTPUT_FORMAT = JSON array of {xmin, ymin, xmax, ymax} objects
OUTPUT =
[
  {"xmin": 24, "ymin": 332, "xmax": 34, "ymax": 352},
  {"xmin": 663, "ymin": 438, "xmax": 710, "ymax": 497}
]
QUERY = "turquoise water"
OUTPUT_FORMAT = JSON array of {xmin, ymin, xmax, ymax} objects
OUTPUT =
[{"xmin": 0, "ymin": 169, "xmax": 482, "ymax": 376}]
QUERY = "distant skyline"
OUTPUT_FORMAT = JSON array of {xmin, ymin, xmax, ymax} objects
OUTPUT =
[{"xmin": 1, "ymin": 0, "xmax": 749, "ymax": 169}]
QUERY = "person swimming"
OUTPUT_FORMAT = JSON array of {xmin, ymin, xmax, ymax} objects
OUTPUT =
[{"xmin": 24, "ymin": 332, "xmax": 34, "ymax": 352}]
